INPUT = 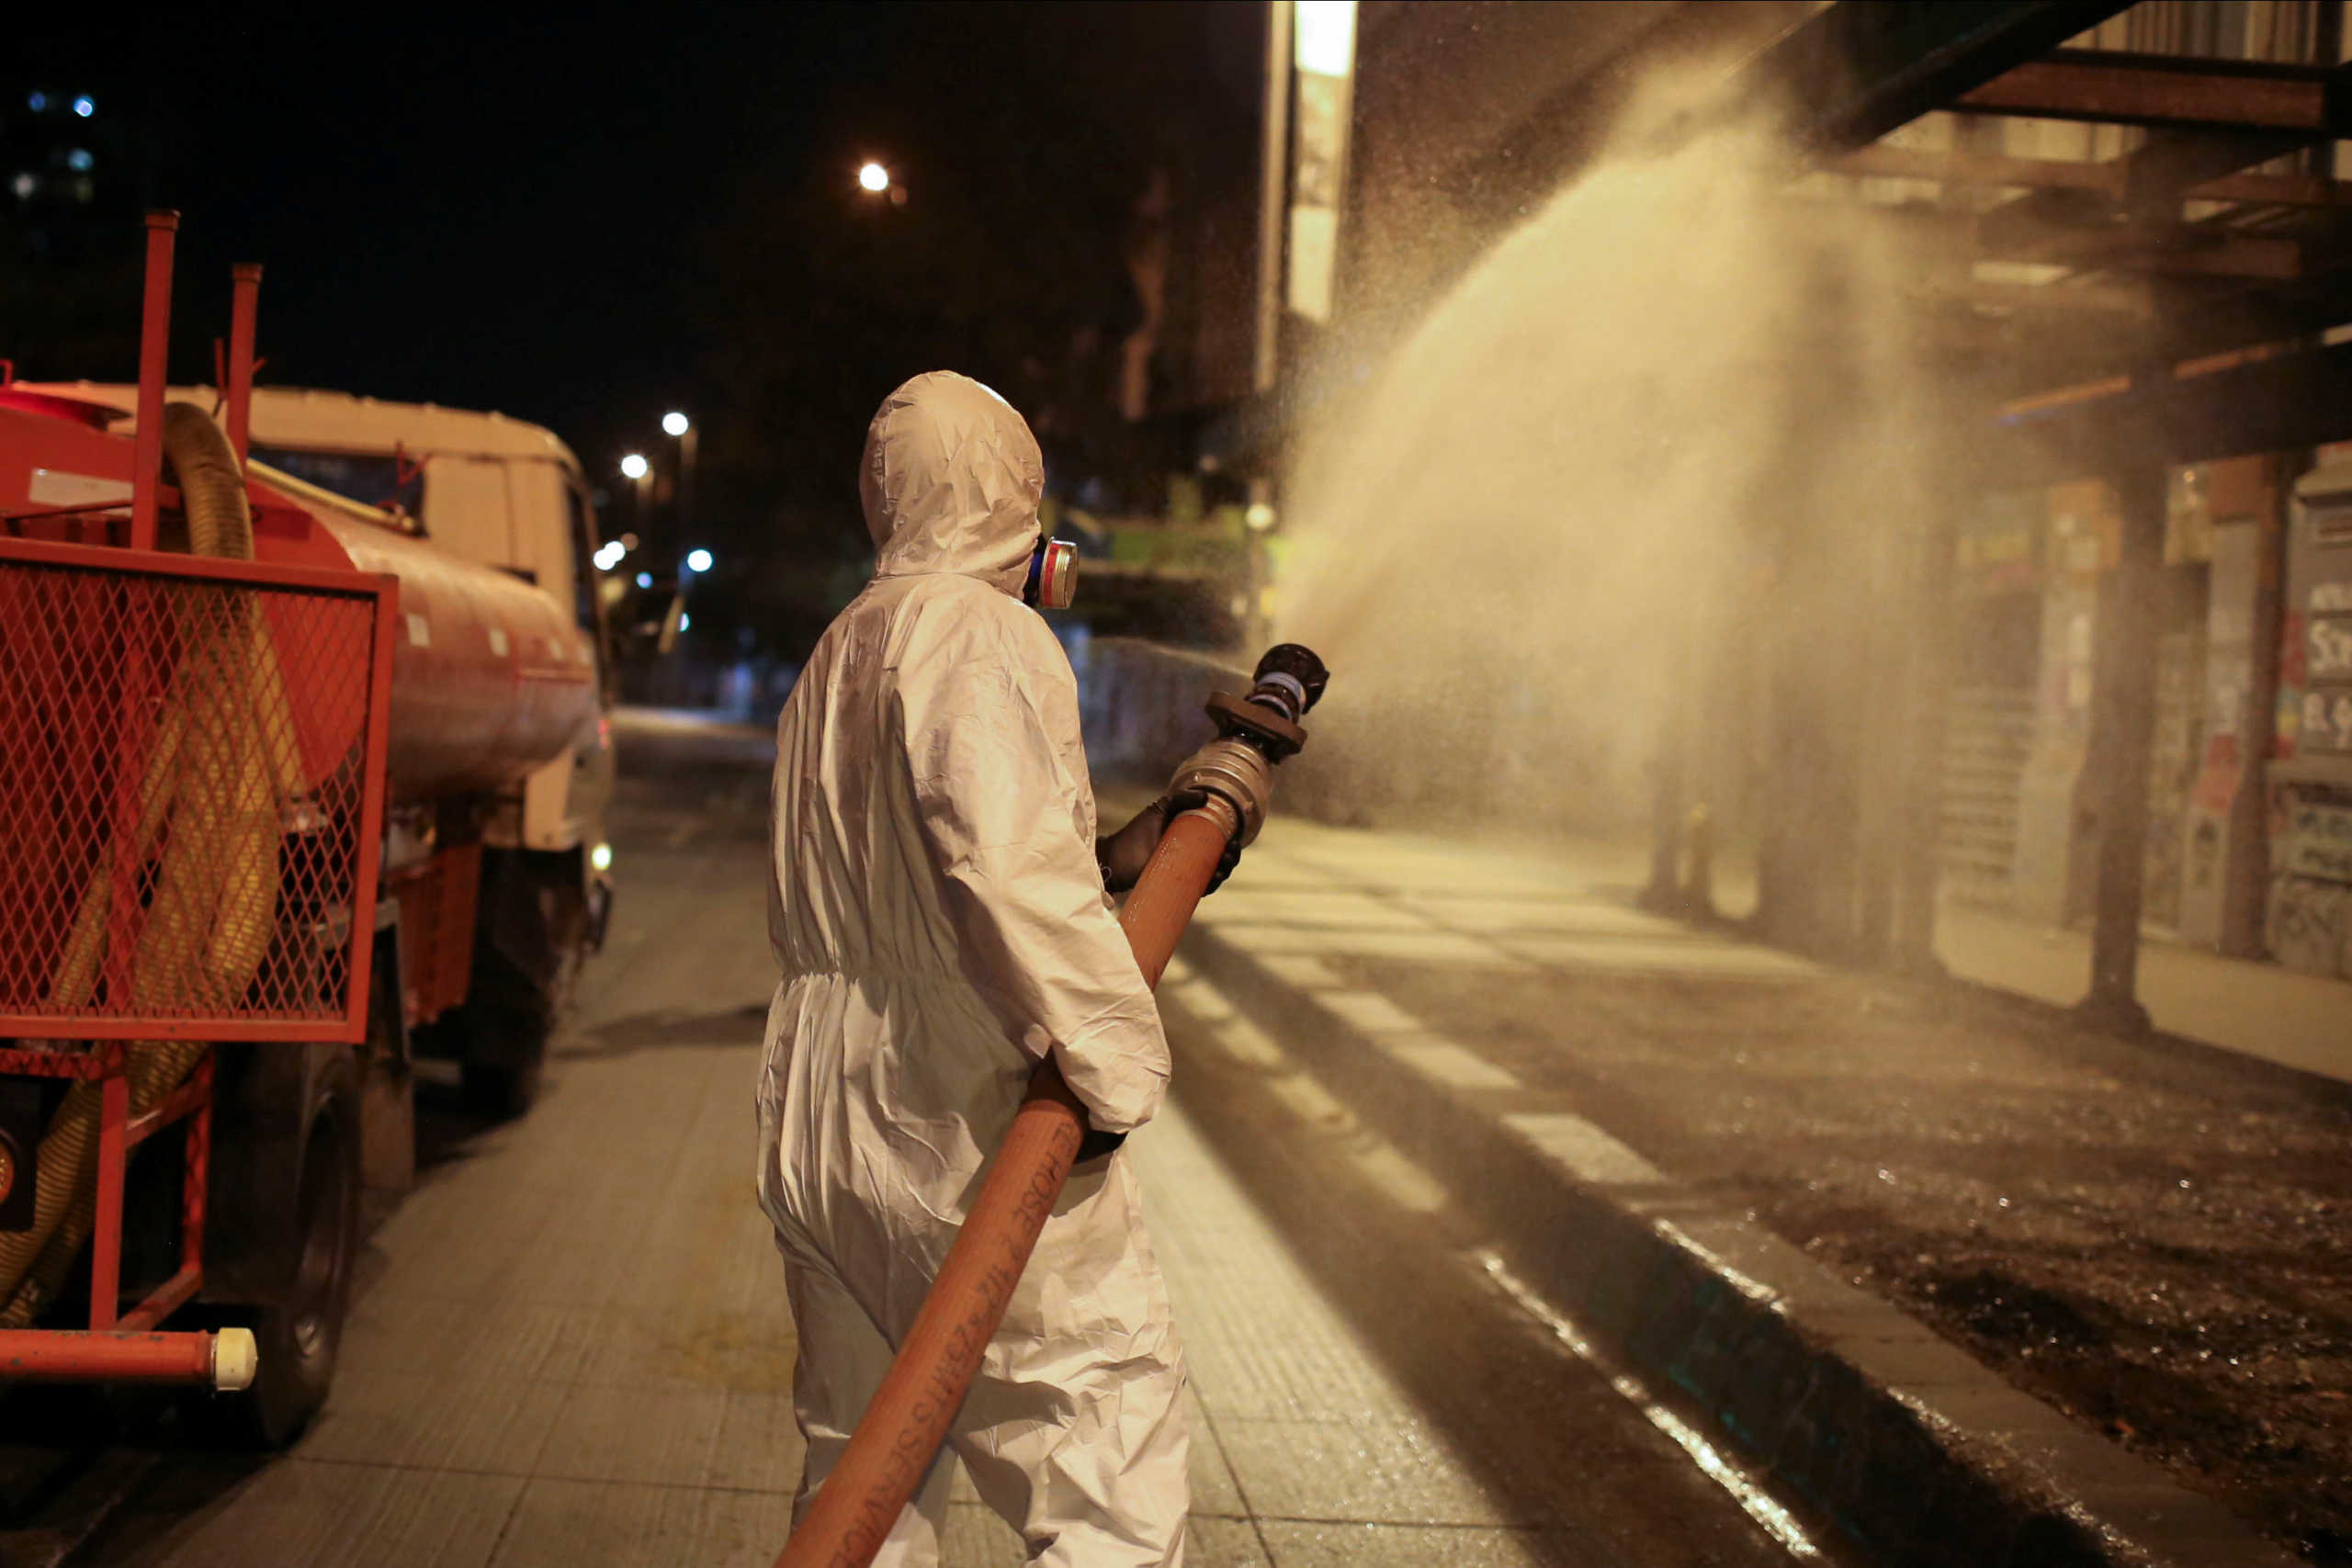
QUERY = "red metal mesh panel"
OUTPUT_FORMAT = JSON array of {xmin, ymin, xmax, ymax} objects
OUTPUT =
[
  {"xmin": 0, "ymin": 550, "xmax": 386, "ymax": 1035},
  {"xmin": 386, "ymin": 841, "xmax": 481, "ymax": 1026}
]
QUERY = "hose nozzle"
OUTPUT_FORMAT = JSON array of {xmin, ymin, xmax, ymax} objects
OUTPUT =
[
  {"xmin": 1204, "ymin": 642, "xmax": 1329, "ymax": 764},
  {"xmin": 1245, "ymin": 643, "xmax": 1329, "ymax": 727},
  {"xmin": 1168, "ymin": 643, "xmax": 1330, "ymax": 846}
]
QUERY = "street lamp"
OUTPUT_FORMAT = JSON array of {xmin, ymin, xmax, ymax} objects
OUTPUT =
[
  {"xmin": 620, "ymin": 452, "xmax": 651, "ymax": 539},
  {"xmin": 858, "ymin": 162, "xmax": 889, "ymax": 193},
  {"xmin": 663, "ymin": 412, "xmax": 697, "ymax": 553},
  {"xmin": 684, "ymin": 547, "xmax": 714, "ymax": 574}
]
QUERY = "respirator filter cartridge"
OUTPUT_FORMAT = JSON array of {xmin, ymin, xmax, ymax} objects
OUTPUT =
[{"xmin": 1026, "ymin": 538, "xmax": 1080, "ymax": 610}]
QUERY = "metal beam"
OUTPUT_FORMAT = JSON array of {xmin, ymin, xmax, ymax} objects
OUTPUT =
[
  {"xmin": 1978, "ymin": 210, "xmax": 2306, "ymax": 279},
  {"xmin": 2120, "ymin": 129, "xmax": 2310, "ymax": 209},
  {"xmin": 1755, "ymin": 2, "xmax": 2135, "ymax": 153},
  {"xmin": 1842, "ymin": 143, "xmax": 2120, "ymax": 194},
  {"xmin": 1917, "ymin": 276, "xmax": 2154, "ymax": 317},
  {"xmin": 1952, "ymin": 60, "xmax": 2346, "ymax": 349},
  {"xmin": 1996, "ymin": 338, "xmax": 2352, "ymax": 481},
  {"xmin": 1953, "ymin": 51, "xmax": 2345, "ymax": 231},
  {"xmin": 2193, "ymin": 168, "xmax": 2352, "ymax": 208},
  {"xmin": 1838, "ymin": 143, "xmax": 2352, "ymax": 207},
  {"xmin": 2159, "ymin": 275, "xmax": 2352, "ymax": 360},
  {"xmin": 1959, "ymin": 243, "xmax": 2352, "ymax": 389},
  {"xmin": 1954, "ymin": 48, "xmax": 2352, "ymax": 135}
]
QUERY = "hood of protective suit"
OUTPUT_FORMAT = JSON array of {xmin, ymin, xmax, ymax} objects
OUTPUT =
[{"xmin": 861, "ymin": 371, "xmax": 1045, "ymax": 596}]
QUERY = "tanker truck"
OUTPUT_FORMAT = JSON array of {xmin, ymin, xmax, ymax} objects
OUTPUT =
[
  {"xmin": 21, "ymin": 381, "xmax": 621, "ymax": 1120},
  {"xmin": 0, "ymin": 216, "xmax": 613, "ymax": 1442}
]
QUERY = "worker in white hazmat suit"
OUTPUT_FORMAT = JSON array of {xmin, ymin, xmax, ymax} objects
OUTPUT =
[{"xmin": 757, "ymin": 370, "xmax": 1195, "ymax": 1566}]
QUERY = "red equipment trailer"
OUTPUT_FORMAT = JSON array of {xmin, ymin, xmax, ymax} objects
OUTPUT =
[{"xmin": 0, "ymin": 211, "xmax": 604, "ymax": 1441}]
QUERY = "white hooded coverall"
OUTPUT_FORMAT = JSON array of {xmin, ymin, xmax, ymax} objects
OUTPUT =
[{"xmin": 756, "ymin": 371, "xmax": 1189, "ymax": 1565}]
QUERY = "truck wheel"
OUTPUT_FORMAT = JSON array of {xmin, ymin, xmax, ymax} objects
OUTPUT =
[
  {"xmin": 187, "ymin": 1069, "xmax": 357, "ymax": 1448},
  {"xmin": 455, "ymin": 849, "xmax": 585, "ymax": 1121},
  {"xmin": 456, "ymin": 948, "xmax": 556, "ymax": 1119}
]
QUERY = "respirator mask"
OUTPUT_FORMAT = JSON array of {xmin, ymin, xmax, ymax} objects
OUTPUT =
[{"xmin": 1024, "ymin": 536, "xmax": 1080, "ymax": 610}]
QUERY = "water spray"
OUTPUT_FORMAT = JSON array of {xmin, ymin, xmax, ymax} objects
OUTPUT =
[{"xmin": 774, "ymin": 642, "xmax": 1329, "ymax": 1568}]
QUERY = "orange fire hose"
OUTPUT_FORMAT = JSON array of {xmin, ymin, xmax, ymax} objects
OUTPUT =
[
  {"xmin": 772, "ymin": 797, "xmax": 1237, "ymax": 1568},
  {"xmin": 1118, "ymin": 809, "xmax": 1239, "ymax": 990}
]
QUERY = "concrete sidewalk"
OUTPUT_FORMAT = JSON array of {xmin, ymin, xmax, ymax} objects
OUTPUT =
[
  {"xmin": 1298, "ymin": 810, "xmax": 2349, "ymax": 1086},
  {"xmin": 1934, "ymin": 903, "xmax": 2351, "ymax": 1085}
]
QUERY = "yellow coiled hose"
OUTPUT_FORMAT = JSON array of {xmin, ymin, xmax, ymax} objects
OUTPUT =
[{"xmin": 1, "ymin": 404, "xmax": 303, "ymax": 1326}]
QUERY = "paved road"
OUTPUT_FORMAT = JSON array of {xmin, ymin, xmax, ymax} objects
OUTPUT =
[{"xmin": 59, "ymin": 712, "xmax": 1812, "ymax": 1568}]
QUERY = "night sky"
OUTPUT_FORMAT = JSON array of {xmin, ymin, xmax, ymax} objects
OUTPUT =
[{"xmin": 8, "ymin": 3, "xmax": 1260, "ymax": 643}]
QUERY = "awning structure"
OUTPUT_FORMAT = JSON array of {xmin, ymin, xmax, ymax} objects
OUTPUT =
[
  {"xmin": 1744, "ymin": 0, "xmax": 2351, "ymax": 1024},
  {"xmin": 1755, "ymin": 3, "xmax": 2352, "ymax": 460}
]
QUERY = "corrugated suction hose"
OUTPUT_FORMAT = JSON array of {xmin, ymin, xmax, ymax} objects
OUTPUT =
[{"xmin": 0, "ymin": 404, "xmax": 301, "ymax": 1326}]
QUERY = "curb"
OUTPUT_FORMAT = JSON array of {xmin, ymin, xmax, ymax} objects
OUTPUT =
[{"xmin": 1177, "ymin": 925, "xmax": 2300, "ymax": 1568}]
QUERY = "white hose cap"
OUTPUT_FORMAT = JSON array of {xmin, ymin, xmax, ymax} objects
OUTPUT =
[{"xmin": 212, "ymin": 1327, "xmax": 259, "ymax": 1392}]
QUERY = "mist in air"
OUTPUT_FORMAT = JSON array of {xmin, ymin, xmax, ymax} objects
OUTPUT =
[{"xmin": 1277, "ymin": 85, "xmax": 1957, "ymax": 855}]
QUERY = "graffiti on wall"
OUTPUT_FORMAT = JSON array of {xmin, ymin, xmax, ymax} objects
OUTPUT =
[
  {"xmin": 2284, "ymin": 798, "xmax": 2352, "ymax": 884},
  {"xmin": 2271, "ymin": 788, "xmax": 2352, "ymax": 978}
]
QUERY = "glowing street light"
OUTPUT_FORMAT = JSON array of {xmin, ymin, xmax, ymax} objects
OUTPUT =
[
  {"xmin": 858, "ymin": 162, "xmax": 890, "ymax": 193},
  {"xmin": 663, "ymin": 412, "xmax": 699, "ymax": 547},
  {"xmin": 684, "ymin": 547, "xmax": 714, "ymax": 574},
  {"xmin": 619, "ymin": 452, "xmax": 654, "ymax": 541}
]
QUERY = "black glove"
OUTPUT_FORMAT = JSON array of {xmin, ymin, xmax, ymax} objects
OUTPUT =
[
  {"xmin": 1075, "ymin": 1124, "xmax": 1126, "ymax": 1164},
  {"xmin": 1096, "ymin": 795, "xmax": 1172, "ymax": 894},
  {"xmin": 1096, "ymin": 792, "xmax": 1241, "ymax": 895}
]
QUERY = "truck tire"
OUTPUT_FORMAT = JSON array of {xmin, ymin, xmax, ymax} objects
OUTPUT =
[
  {"xmin": 186, "ymin": 1055, "xmax": 358, "ymax": 1448},
  {"xmin": 455, "ymin": 849, "xmax": 586, "ymax": 1120},
  {"xmin": 456, "ymin": 946, "xmax": 558, "ymax": 1119}
]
